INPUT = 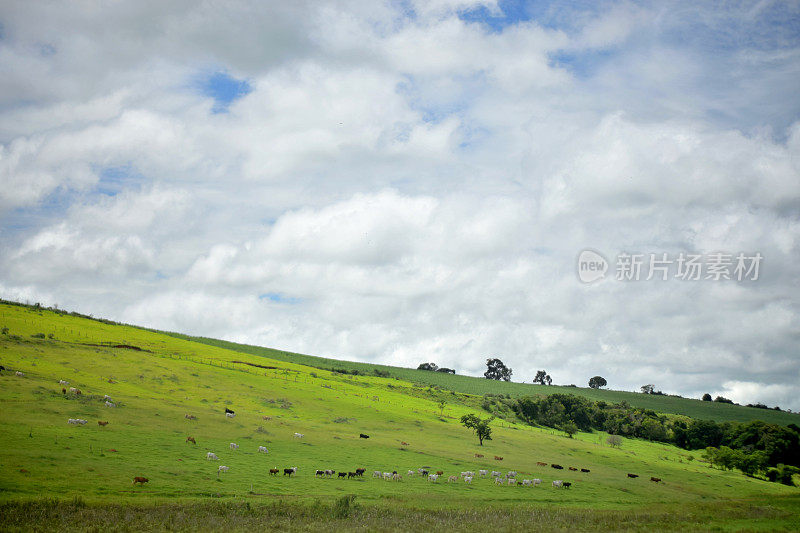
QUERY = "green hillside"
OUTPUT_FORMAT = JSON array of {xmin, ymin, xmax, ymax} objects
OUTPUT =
[
  {"xmin": 167, "ymin": 333, "xmax": 800, "ymax": 427},
  {"xmin": 1, "ymin": 302, "xmax": 798, "ymax": 531}
]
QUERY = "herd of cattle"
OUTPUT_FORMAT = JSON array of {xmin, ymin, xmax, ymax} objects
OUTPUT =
[{"xmin": 45, "ymin": 372, "xmax": 667, "ymax": 489}]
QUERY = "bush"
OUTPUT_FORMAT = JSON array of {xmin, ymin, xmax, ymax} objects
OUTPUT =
[{"xmin": 333, "ymin": 495, "xmax": 357, "ymax": 518}]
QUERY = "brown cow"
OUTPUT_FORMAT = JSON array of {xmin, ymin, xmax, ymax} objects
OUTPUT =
[
  {"xmin": 262, "ymin": 416, "xmax": 272, "ymax": 421},
  {"xmin": 184, "ymin": 414, "xmax": 197, "ymax": 420},
  {"xmin": 650, "ymin": 477, "xmax": 661, "ymax": 483},
  {"xmin": 132, "ymin": 477, "xmax": 149, "ymax": 485},
  {"xmin": 401, "ymin": 441, "xmax": 410, "ymax": 446},
  {"xmin": 436, "ymin": 470, "xmax": 444, "ymax": 476},
  {"xmin": 186, "ymin": 436, "xmax": 196, "ymax": 444},
  {"xmin": 494, "ymin": 456, "xmax": 503, "ymax": 461},
  {"xmin": 627, "ymin": 473, "xmax": 639, "ymax": 478},
  {"xmin": 98, "ymin": 421, "xmax": 109, "ymax": 426},
  {"xmin": 474, "ymin": 453, "xmax": 484, "ymax": 458},
  {"xmin": 568, "ymin": 467, "xmax": 578, "ymax": 471},
  {"xmin": 269, "ymin": 468, "xmax": 279, "ymax": 476},
  {"xmin": 536, "ymin": 461, "xmax": 547, "ymax": 467},
  {"xmin": 62, "ymin": 388, "xmax": 66, "ymax": 394}
]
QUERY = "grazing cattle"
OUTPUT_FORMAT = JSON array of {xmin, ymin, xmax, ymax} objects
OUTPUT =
[
  {"xmin": 103, "ymin": 395, "xmax": 112, "ymax": 401},
  {"xmin": 293, "ymin": 432, "xmax": 304, "ymax": 438},
  {"xmin": 348, "ymin": 472, "xmax": 357, "ymax": 478},
  {"xmin": 401, "ymin": 441, "xmax": 410, "ymax": 446},
  {"xmin": 258, "ymin": 446, "xmax": 268, "ymax": 453},
  {"xmin": 373, "ymin": 470, "xmax": 382, "ymax": 478},
  {"xmin": 522, "ymin": 479, "xmax": 532, "ymax": 486},
  {"xmin": 98, "ymin": 421, "xmax": 108, "ymax": 426},
  {"xmin": 536, "ymin": 462, "xmax": 547, "ymax": 467},
  {"xmin": 230, "ymin": 443, "xmax": 239, "ymax": 450},
  {"xmin": 392, "ymin": 473, "xmax": 403, "ymax": 481},
  {"xmin": 338, "ymin": 472, "xmax": 347, "ymax": 478},
  {"xmin": 494, "ymin": 456, "xmax": 503, "ymax": 461},
  {"xmin": 474, "ymin": 453, "xmax": 484, "ymax": 458},
  {"xmin": 436, "ymin": 470, "xmax": 444, "ymax": 476},
  {"xmin": 225, "ymin": 412, "xmax": 235, "ymax": 418},
  {"xmin": 532, "ymin": 478, "xmax": 542, "ymax": 487},
  {"xmin": 464, "ymin": 476, "xmax": 473, "ymax": 484},
  {"xmin": 355, "ymin": 468, "xmax": 366, "ymax": 477},
  {"xmin": 551, "ymin": 464, "xmax": 564, "ymax": 470},
  {"xmin": 59, "ymin": 380, "xmax": 69, "ymax": 386},
  {"xmin": 315, "ymin": 470, "xmax": 325, "ymax": 477},
  {"xmin": 447, "ymin": 475, "xmax": 458, "ymax": 483},
  {"xmin": 186, "ymin": 436, "xmax": 196, "ymax": 444},
  {"xmin": 581, "ymin": 468, "xmax": 590, "ymax": 473},
  {"xmin": 407, "ymin": 470, "xmax": 415, "ymax": 476},
  {"xmin": 552, "ymin": 480, "xmax": 563, "ymax": 488},
  {"xmin": 569, "ymin": 467, "xmax": 578, "ymax": 471},
  {"xmin": 563, "ymin": 482, "xmax": 572, "ymax": 488},
  {"xmin": 627, "ymin": 473, "xmax": 639, "ymax": 478},
  {"xmin": 105, "ymin": 401, "xmax": 115, "ymax": 408},
  {"xmin": 185, "ymin": 414, "xmax": 197, "ymax": 420},
  {"xmin": 650, "ymin": 477, "xmax": 661, "ymax": 483},
  {"xmin": 225, "ymin": 408, "xmax": 234, "ymax": 414},
  {"xmin": 359, "ymin": 433, "xmax": 369, "ymax": 439},
  {"xmin": 206, "ymin": 452, "xmax": 218, "ymax": 460},
  {"xmin": 507, "ymin": 478, "xmax": 517, "ymax": 486},
  {"xmin": 507, "ymin": 471, "xmax": 517, "ymax": 478},
  {"xmin": 132, "ymin": 477, "xmax": 149, "ymax": 485},
  {"xmin": 218, "ymin": 465, "xmax": 229, "ymax": 473},
  {"xmin": 15, "ymin": 371, "xmax": 23, "ymax": 377},
  {"xmin": 69, "ymin": 387, "xmax": 77, "ymax": 393},
  {"xmin": 494, "ymin": 477, "xmax": 504, "ymax": 485},
  {"xmin": 479, "ymin": 470, "xmax": 488, "ymax": 477},
  {"xmin": 68, "ymin": 418, "xmax": 87, "ymax": 425},
  {"xmin": 262, "ymin": 416, "xmax": 272, "ymax": 421},
  {"xmin": 491, "ymin": 471, "xmax": 502, "ymax": 478},
  {"xmin": 325, "ymin": 469, "xmax": 335, "ymax": 477},
  {"xmin": 62, "ymin": 388, "xmax": 66, "ymax": 394},
  {"xmin": 75, "ymin": 389, "xmax": 82, "ymax": 395},
  {"xmin": 283, "ymin": 468, "xmax": 295, "ymax": 476},
  {"xmin": 269, "ymin": 468, "xmax": 279, "ymax": 476},
  {"xmin": 420, "ymin": 470, "xmax": 429, "ymax": 478},
  {"xmin": 428, "ymin": 474, "xmax": 438, "ymax": 482}
]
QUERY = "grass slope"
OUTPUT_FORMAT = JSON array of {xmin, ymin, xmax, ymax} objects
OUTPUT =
[
  {"xmin": 167, "ymin": 333, "xmax": 800, "ymax": 427},
  {"xmin": 0, "ymin": 302, "xmax": 798, "ymax": 531}
]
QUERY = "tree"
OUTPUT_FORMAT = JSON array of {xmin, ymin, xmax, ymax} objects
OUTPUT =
[
  {"xmin": 484, "ymin": 358, "xmax": 512, "ymax": 381},
  {"xmin": 561, "ymin": 421, "xmax": 578, "ymax": 438},
  {"xmin": 702, "ymin": 393, "xmax": 712, "ymax": 401},
  {"xmin": 460, "ymin": 413, "xmax": 494, "ymax": 445},
  {"xmin": 417, "ymin": 363, "xmax": 438, "ymax": 371},
  {"xmin": 533, "ymin": 370, "xmax": 552, "ymax": 385},
  {"xmin": 588, "ymin": 376, "xmax": 607, "ymax": 389},
  {"xmin": 714, "ymin": 396, "xmax": 734, "ymax": 404},
  {"xmin": 640, "ymin": 384, "xmax": 655, "ymax": 394},
  {"xmin": 438, "ymin": 399, "xmax": 447, "ymax": 416},
  {"xmin": 606, "ymin": 434, "xmax": 622, "ymax": 448}
]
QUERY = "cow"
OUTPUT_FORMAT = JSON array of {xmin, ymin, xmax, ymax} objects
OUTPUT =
[
  {"xmin": 105, "ymin": 401, "xmax": 115, "ymax": 408},
  {"xmin": 532, "ymin": 478, "xmax": 542, "ymax": 487},
  {"xmin": 436, "ymin": 470, "xmax": 444, "ymax": 476},
  {"xmin": 650, "ymin": 477, "xmax": 661, "ymax": 483},
  {"xmin": 392, "ymin": 473, "xmax": 403, "ymax": 481},
  {"xmin": 206, "ymin": 452, "xmax": 218, "ymax": 460},
  {"xmin": 479, "ymin": 470, "xmax": 488, "ymax": 477},
  {"xmin": 68, "ymin": 418, "xmax": 78, "ymax": 425},
  {"xmin": 491, "ymin": 470, "xmax": 502, "ymax": 478},
  {"xmin": 581, "ymin": 468, "xmax": 590, "ymax": 473},
  {"xmin": 522, "ymin": 479, "xmax": 532, "ymax": 486},
  {"xmin": 348, "ymin": 472, "xmax": 357, "ymax": 478},
  {"xmin": 103, "ymin": 395, "xmax": 112, "ymax": 401},
  {"xmin": 536, "ymin": 462, "xmax": 547, "ymax": 467},
  {"xmin": 226, "ymin": 412, "xmax": 235, "ymax": 418},
  {"xmin": 407, "ymin": 470, "xmax": 415, "ymax": 476},
  {"xmin": 383, "ymin": 472, "xmax": 392, "ymax": 480},
  {"xmin": 355, "ymin": 468, "xmax": 366, "ymax": 477},
  {"xmin": 225, "ymin": 408, "xmax": 234, "ymax": 415},
  {"xmin": 218, "ymin": 466, "xmax": 229, "ymax": 474},
  {"xmin": 230, "ymin": 443, "xmax": 239, "ymax": 450},
  {"xmin": 185, "ymin": 414, "xmax": 197, "ymax": 420},
  {"xmin": 316, "ymin": 470, "xmax": 325, "ymax": 477},
  {"xmin": 569, "ymin": 467, "xmax": 578, "ymax": 471},
  {"xmin": 474, "ymin": 453, "xmax": 484, "ymax": 458},
  {"xmin": 262, "ymin": 416, "xmax": 272, "ymax": 421},
  {"xmin": 372, "ymin": 470, "xmax": 382, "ymax": 478},
  {"xmin": 494, "ymin": 456, "xmax": 503, "ymax": 461},
  {"xmin": 258, "ymin": 446, "xmax": 268, "ymax": 453},
  {"xmin": 62, "ymin": 388, "xmax": 66, "ymax": 394},
  {"xmin": 325, "ymin": 470, "xmax": 335, "ymax": 477},
  {"xmin": 420, "ymin": 470, "xmax": 429, "ymax": 478},
  {"xmin": 627, "ymin": 473, "xmax": 639, "ymax": 478},
  {"xmin": 132, "ymin": 477, "xmax": 149, "ymax": 485},
  {"xmin": 359, "ymin": 433, "xmax": 369, "ymax": 439},
  {"xmin": 283, "ymin": 468, "xmax": 295, "ymax": 476},
  {"xmin": 338, "ymin": 472, "xmax": 347, "ymax": 478},
  {"xmin": 507, "ymin": 478, "xmax": 517, "ymax": 486},
  {"xmin": 15, "ymin": 371, "xmax": 23, "ymax": 377},
  {"xmin": 293, "ymin": 432, "xmax": 304, "ymax": 438},
  {"xmin": 551, "ymin": 464, "xmax": 564, "ymax": 470},
  {"xmin": 494, "ymin": 477, "xmax": 504, "ymax": 485},
  {"xmin": 269, "ymin": 468, "xmax": 279, "ymax": 476},
  {"xmin": 447, "ymin": 475, "xmax": 458, "ymax": 483},
  {"xmin": 563, "ymin": 481, "xmax": 572, "ymax": 488},
  {"xmin": 552, "ymin": 480, "xmax": 563, "ymax": 488},
  {"xmin": 464, "ymin": 476, "xmax": 473, "ymax": 484},
  {"xmin": 401, "ymin": 441, "xmax": 410, "ymax": 446},
  {"xmin": 428, "ymin": 474, "xmax": 438, "ymax": 482},
  {"xmin": 59, "ymin": 380, "xmax": 69, "ymax": 386},
  {"xmin": 98, "ymin": 421, "xmax": 109, "ymax": 426},
  {"xmin": 507, "ymin": 471, "xmax": 517, "ymax": 478},
  {"xmin": 186, "ymin": 436, "xmax": 196, "ymax": 444}
]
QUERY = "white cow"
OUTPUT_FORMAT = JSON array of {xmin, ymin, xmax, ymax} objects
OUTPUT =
[
  {"xmin": 392, "ymin": 473, "xmax": 403, "ymax": 481},
  {"xmin": 494, "ymin": 477, "xmax": 504, "ymax": 485},
  {"xmin": 464, "ymin": 476, "xmax": 473, "ymax": 484},
  {"xmin": 372, "ymin": 470, "xmax": 382, "ymax": 478},
  {"xmin": 230, "ymin": 443, "xmax": 239, "ymax": 450},
  {"xmin": 75, "ymin": 419, "xmax": 87, "ymax": 425},
  {"xmin": 407, "ymin": 470, "xmax": 415, "ymax": 476},
  {"xmin": 15, "ymin": 371, "xmax": 23, "ymax": 377},
  {"xmin": 293, "ymin": 432, "xmax": 304, "ymax": 438},
  {"xmin": 218, "ymin": 465, "xmax": 229, "ymax": 473},
  {"xmin": 552, "ymin": 480, "xmax": 563, "ymax": 488},
  {"xmin": 68, "ymin": 418, "xmax": 78, "ymax": 425},
  {"xmin": 103, "ymin": 395, "xmax": 112, "ymax": 401},
  {"xmin": 207, "ymin": 452, "xmax": 219, "ymax": 460},
  {"xmin": 383, "ymin": 472, "xmax": 392, "ymax": 480},
  {"xmin": 533, "ymin": 478, "xmax": 542, "ymax": 487},
  {"xmin": 491, "ymin": 470, "xmax": 502, "ymax": 478},
  {"xmin": 59, "ymin": 380, "xmax": 69, "ymax": 386},
  {"xmin": 105, "ymin": 401, "xmax": 115, "ymax": 408},
  {"xmin": 258, "ymin": 446, "xmax": 268, "ymax": 453},
  {"xmin": 507, "ymin": 478, "xmax": 517, "ymax": 486},
  {"xmin": 522, "ymin": 479, "xmax": 532, "ymax": 486},
  {"xmin": 428, "ymin": 474, "xmax": 438, "ymax": 482},
  {"xmin": 226, "ymin": 412, "xmax": 235, "ymax": 418},
  {"xmin": 479, "ymin": 470, "xmax": 488, "ymax": 477},
  {"xmin": 507, "ymin": 471, "xmax": 518, "ymax": 478},
  {"xmin": 69, "ymin": 387, "xmax": 77, "ymax": 393}
]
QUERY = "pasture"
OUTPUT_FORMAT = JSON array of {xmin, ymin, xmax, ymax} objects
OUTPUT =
[{"xmin": 0, "ymin": 302, "xmax": 799, "ymax": 531}]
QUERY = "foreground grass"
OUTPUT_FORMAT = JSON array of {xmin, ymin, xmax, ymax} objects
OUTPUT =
[{"xmin": 2, "ymin": 496, "xmax": 800, "ymax": 532}]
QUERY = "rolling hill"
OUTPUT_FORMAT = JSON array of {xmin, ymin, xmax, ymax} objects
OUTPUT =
[{"xmin": 0, "ymin": 301, "xmax": 798, "ymax": 531}]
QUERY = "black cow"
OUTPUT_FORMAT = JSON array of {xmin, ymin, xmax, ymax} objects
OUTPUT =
[
  {"xmin": 359, "ymin": 433, "xmax": 370, "ymax": 439},
  {"xmin": 627, "ymin": 473, "xmax": 639, "ymax": 478},
  {"xmin": 551, "ymin": 464, "xmax": 564, "ymax": 470},
  {"xmin": 338, "ymin": 472, "xmax": 347, "ymax": 478},
  {"xmin": 224, "ymin": 407, "xmax": 234, "ymax": 414},
  {"xmin": 563, "ymin": 482, "xmax": 572, "ymax": 488},
  {"xmin": 283, "ymin": 468, "xmax": 294, "ymax": 476},
  {"xmin": 315, "ymin": 470, "xmax": 325, "ymax": 477},
  {"xmin": 355, "ymin": 468, "xmax": 365, "ymax": 477},
  {"xmin": 581, "ymin": 468, "xmax": 590, "ymax": 473},
  {"xmin": 348, "ymin": 472, "xmax": 357, "ymax": 478}
]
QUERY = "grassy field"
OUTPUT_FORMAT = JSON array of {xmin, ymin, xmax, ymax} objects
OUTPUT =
[
  {"xmin": 0, "ymin": 302, "xmax": 798, "ymax": 531},
  {"xmin": 166, "ymin": 332, "xmax": 800, "ymax": 426}
]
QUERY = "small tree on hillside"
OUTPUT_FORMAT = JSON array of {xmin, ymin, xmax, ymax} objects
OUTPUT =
[
  {"xmin": 640, "ymin": 384, "xmax": 655, "ymax": 394},
  {"xmin": 438, "ymin": 399, "xmax": 447, "ymax": 416},
  {"xmin": 460, "ymin": 413, "xmax": 494, "ymax": 445},
  {"xmin": 484, "ymin": 358, "xmax": 512, "ymax": 381},
  {"xmin": 702, "ymin": 393, "xmax": 712, "ymax": 401},
  {"xmin": 417, "ymin": 363, "xmax": 439, "ymax": 371},
  {"xmin": 562, "ymin": 421, "xmax": 578, "ymax": 438},
  {"xmin": 588, "ymin": 376, "xmax": 607, "ymax": 389},
  {"xmin": 606, "ymin": 434, "xmax": 622, "ymax": 448},
  {"xmin": 533, "ymin": 370, "xmax": 552, "ymax": 385}
]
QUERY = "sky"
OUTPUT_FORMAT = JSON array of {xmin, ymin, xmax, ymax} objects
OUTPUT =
[{"xmin": 0, "ymin": 0, "xmax": 798, "ymax": 409}]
